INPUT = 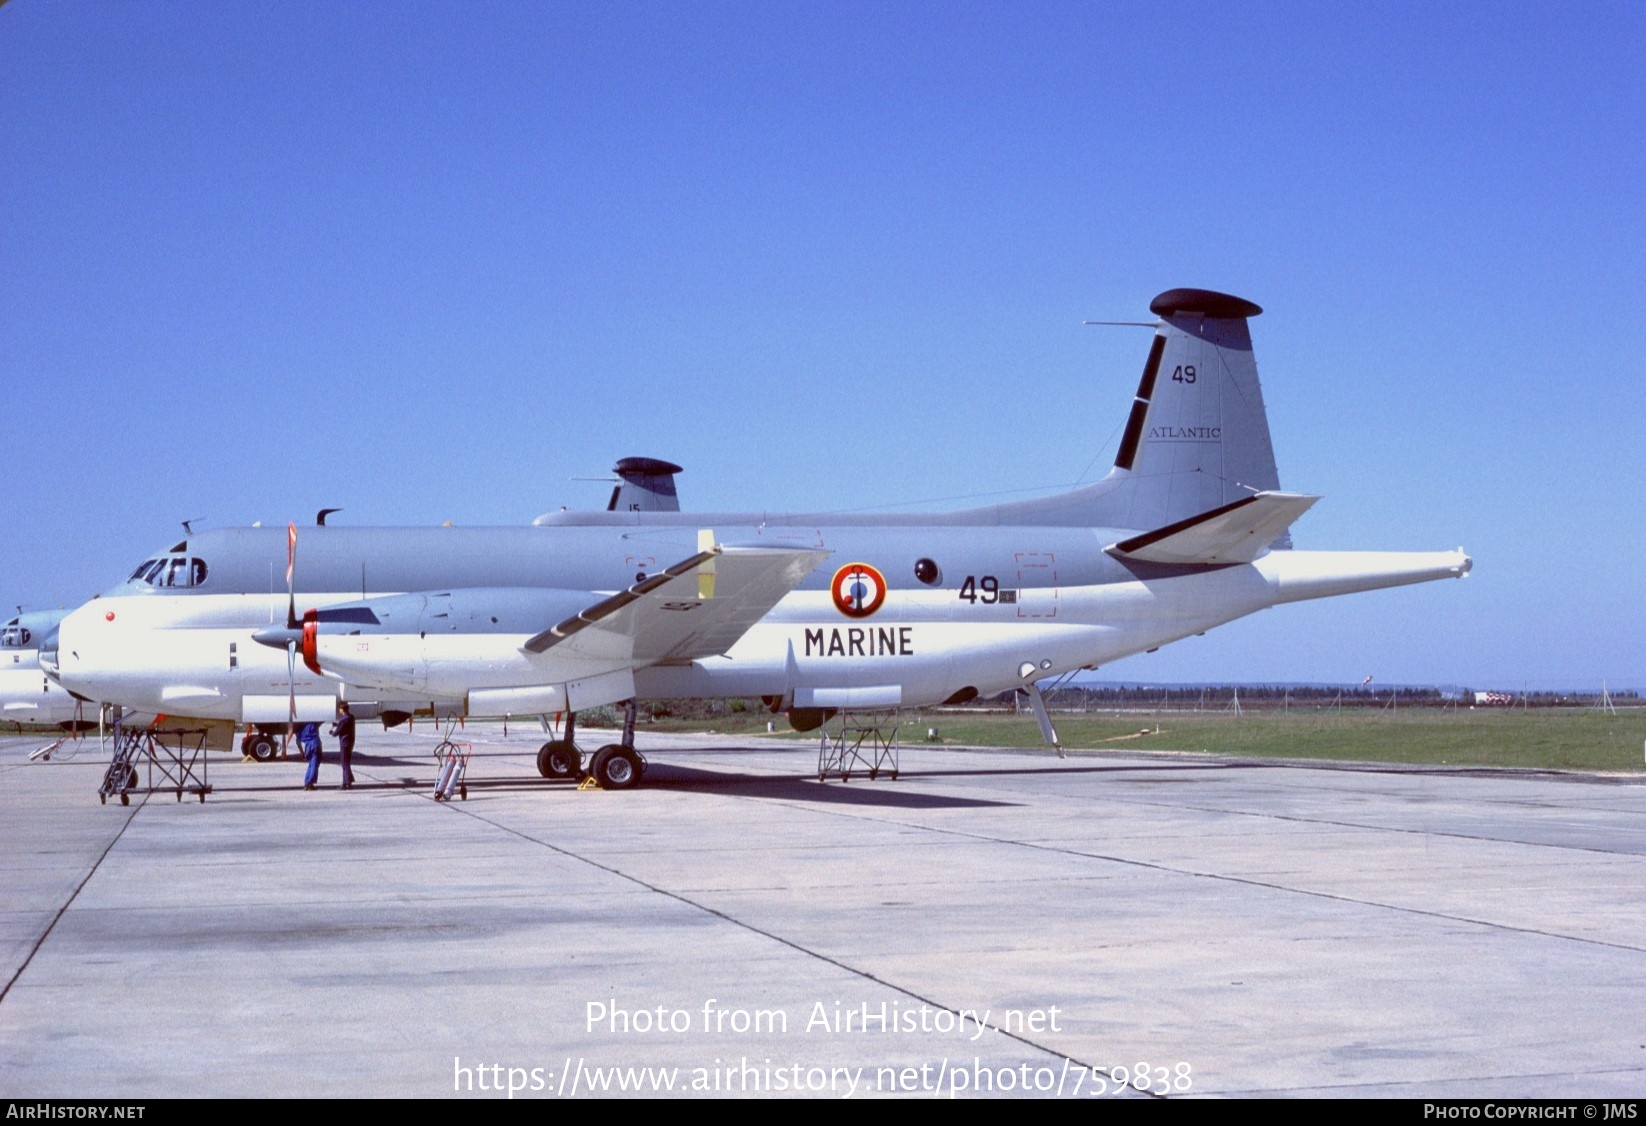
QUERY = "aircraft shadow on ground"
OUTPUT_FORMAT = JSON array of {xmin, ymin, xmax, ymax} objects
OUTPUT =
[
  {"xmin": 395, "ymin": 762, "xmax": 1015, "ymax": 810},
  {"xmin": 636, "ymin": 762, "xmax": 1015, "ymax": 808},
  {"xmin": 418, "ymin": 757, "xmax": 1259, "ymax": 809},
  {"xmin": 660, "ymin": 743, "xmax": 1261, "ymax": 782},
  {"xmin": 348, "ymin": 751, "xmax": 439, "ymax": 768}
]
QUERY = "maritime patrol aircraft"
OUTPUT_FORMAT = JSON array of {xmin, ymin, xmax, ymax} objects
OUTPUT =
[
  {"xmin": 33, "ymin": 457, "xmax": 691, "ymax": 762},
  {"xmin": 2, "ymin": 609, "xmax": 86, "ymax": 731},
  {"xmin": 44, "ymin": 289, "xmax": 1471, "ymax": 789}
]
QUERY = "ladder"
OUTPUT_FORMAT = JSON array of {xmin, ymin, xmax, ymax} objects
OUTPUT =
[{"xmin": 98, "ymin": 724, "xmax": 146, "ymax": 806}]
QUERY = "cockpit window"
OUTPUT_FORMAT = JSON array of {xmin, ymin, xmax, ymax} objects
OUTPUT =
[
  {"xmin": 129, "ymin": 555, "xmax": 208, "ymax": 589},
  {"xmin": 0, "ymin": 626, "xmax": 30, "ymax": 648}
]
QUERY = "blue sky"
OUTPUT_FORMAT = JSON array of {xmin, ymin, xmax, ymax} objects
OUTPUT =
[{"xmin": 4, "ymin": 1, "xmax": 1642, "ymax": 690}]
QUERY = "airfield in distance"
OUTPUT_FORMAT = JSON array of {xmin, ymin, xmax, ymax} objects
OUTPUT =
[{"xmin": 4, "ymin": 723, "xmax": 1644, "ymax": 1099}]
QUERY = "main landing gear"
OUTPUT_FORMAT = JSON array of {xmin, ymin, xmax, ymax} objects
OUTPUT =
[{"xmin": 535, "ymin": 702, "xmax": 647, "ymax": 790}]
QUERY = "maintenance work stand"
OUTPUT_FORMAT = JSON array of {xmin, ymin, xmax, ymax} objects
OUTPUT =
[
  {"xmin": 817, "ymin": 711, "xmax": 899, "ymax": 782},
  {"xmin": 98, "ymin": 720, "xmax": 212, "ymax": 805}
]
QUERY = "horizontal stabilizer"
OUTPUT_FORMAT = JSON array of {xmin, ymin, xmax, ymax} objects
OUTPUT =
[
  {"xmin": 525, "ymin": 545, "xmax": 828, "ymax": 663},
  {"xmin": 1107, "ymin": 492, "xmax": 1319, "ymax": 565}
]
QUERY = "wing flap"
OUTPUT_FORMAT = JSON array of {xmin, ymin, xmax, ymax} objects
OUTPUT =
[
  {"xmin": 1107, "ymin": 492, "xmax": 1319, "ymax": 565},
  {"xmin": 524, "ymin": 545, "xmax": 828, "ymax": 663},
  {"xmin": 528, "ymin": 550, "xmax": 719, "ymax": 650}
]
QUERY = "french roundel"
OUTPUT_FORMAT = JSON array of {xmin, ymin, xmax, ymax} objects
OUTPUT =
[{"xmin": 831, "ymin": 562, "xmax": 887, "ymax": 618}]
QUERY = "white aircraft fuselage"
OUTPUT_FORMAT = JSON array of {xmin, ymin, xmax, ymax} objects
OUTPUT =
[{"xmin": 48, "ymin": 522, "xmax": 1467, "ymax": 724}]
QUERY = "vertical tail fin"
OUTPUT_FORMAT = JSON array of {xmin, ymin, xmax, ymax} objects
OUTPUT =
[
  {"xmin": 1109, "ymin": 288, "xmax": 1282, "ymax": 532},
  {"xmin": 958, "ymin": 288, "xmax": 1289, "ymax": 538},
  {"xmin": 607, "ymin": 457, "xmax": 683, "ymax": 513}
]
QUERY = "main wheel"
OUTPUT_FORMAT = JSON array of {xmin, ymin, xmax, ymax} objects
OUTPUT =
[
  {"xmin": 245, "ymin": 732, "xmax": 279, "ymax": 763},
  {"xmin": 536, "ymin": 740, "xmax": 581, "ymax": 779},
  {"xmin": 589, "ymin": 744, "xmax": 641, "ymax": 791}
]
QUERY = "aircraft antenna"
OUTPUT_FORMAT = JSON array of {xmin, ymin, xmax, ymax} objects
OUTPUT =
[{"xmin": 1069, "ymin": 319, "xmax": 1159, "ymax": 483}]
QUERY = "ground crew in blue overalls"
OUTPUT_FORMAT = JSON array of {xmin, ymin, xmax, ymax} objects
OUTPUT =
[{"xmin": 299, "ymin": 721, "xmax": 323, "ymax": 790}]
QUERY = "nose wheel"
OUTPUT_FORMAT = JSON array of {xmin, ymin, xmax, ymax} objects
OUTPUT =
[{"xmin": 241, "ymin": 730, "xmax": 279, "ymax": 762}]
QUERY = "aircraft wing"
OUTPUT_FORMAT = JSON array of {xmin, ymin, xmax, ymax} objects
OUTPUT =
[
  {"xmin": 524, "ymin": 545, "xmax": 829, "ymax": 664},
  {"xmin": 1106, "ymin": 492, "xmax": 1320, "ymax": 565}
]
